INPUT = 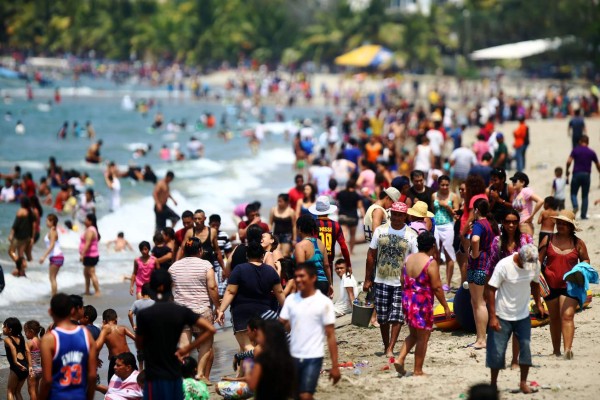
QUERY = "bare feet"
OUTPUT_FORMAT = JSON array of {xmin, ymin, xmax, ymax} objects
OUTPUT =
[
  {"xmin": 83, "ymin": 292, "xmax": 92, "ymax": 296},
  {"xmin": 413, "ymin": 370, "xmax": 428, "ymax": 376},
  {"xmin": 565, "ymin": 349, "xmax": 573, "ymax": 360},
  {"xmin": 93, "ymin": 292, "xmax": 102, "ymax": 297},
  {"xmin": 520, "ymin": 382, "xmax": 538, "ymax": 394},
  {"xmin": 510, "ymin": 361, "xmax": 519, "ymax": 370},
  {"xmin": 394, "ymin": 362, "xmax": 406, "ymax": 376},
  {"xmin": 385, "ymin": 351, "xmax": 394, "ymax": 358}
]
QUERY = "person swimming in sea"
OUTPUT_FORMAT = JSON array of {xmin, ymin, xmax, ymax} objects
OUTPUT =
[{"xmin": 85, "ymin": 140, "xmax": 103, "ymax": 164}]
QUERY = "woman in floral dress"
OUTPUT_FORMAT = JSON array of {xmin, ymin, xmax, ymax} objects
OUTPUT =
[{"xmin": 394, "ymin": 232, "xmax": 451, "ymax": 376}]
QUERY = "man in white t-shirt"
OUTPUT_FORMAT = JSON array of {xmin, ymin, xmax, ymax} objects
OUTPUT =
[
  {"xmin": 486, "ymin": 244, "xmax": 545, "ymax": 394},
  {"xmin": 363, "ymin": 201, "xmax": 418, "ymax": 358},
  {"xmin": 280, "ymin": 262, "xmax": 340, "ymax": 399},
  {"xmin": 426, "ymin": 120, "xmax": 445, "ymax": 168},
  {"xmin": 450, "ymin": 145, "xmax": 477, "ymax": 183},
  {"xmin": 308, "ymin": 159, "xmax": 334, "ymax": 194},
  {"xmin": 333, "ymin": 259, "xmax": 358, "ymax": 317}
]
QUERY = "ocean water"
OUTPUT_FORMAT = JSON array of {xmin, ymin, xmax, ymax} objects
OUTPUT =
[{"xmin": 0, "ymin": 84, "xmax": 330, "ymax": 314}]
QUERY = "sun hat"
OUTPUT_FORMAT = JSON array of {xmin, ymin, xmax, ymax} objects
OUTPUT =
[
  {"xmin": 390, "ymin": 202, "xmax": 408, "ymax": 213},
  {"xmin": 550, "ymin": 210, "xmax": 581, "ymax": 232},
  {"xmin": 383, "ymin": 187, "xmax": 401, "ymax": 202},
  {"xmin": 518, "ymin": 244, "xmax": 539, "ymax": 270},
  {"xmin": 407, "ymin": 201, "xmax": 434, "ymax": 218},
  {"xmin": 309, "ymin": 195, "xmax": 338, "ymax": 216},
  {"xmin": 509, "ymin": 171, "xmax": 529, "ymax": 186}
]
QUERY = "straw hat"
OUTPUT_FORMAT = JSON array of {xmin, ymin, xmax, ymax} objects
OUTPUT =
[
  {"xmin": 407, "ymin": 201, "xmax": 434, "ymax": 218},
  {"xmin": 550, "ymin": 210, "xmax": 581, "ymax": 232}
]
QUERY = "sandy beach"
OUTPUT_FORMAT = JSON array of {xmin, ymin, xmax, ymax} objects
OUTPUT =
[{"xmin": 2, "ymin": 116, "xmax": 600, "ymax": 399}]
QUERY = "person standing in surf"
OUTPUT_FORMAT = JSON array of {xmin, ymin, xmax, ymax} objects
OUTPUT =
[{"xmin": 153, "ymin": 171, "xmax": 179, "ymax": 231}]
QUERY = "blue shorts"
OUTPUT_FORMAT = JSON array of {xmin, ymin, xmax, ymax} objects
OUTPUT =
[
  {"xmin": 145, "ymin": 378, "xmax": 183, "ymax": 400},
  {"xmin": 294, "ymin": 357, "xmax": 323, "ymax": 395},
  {"xmin": 467, "ymin": 269, "xmax": 487, "ymax": 286},
  {"xmin": 486, "ymin": 317, "xmax": 532, "ymax": 369}
]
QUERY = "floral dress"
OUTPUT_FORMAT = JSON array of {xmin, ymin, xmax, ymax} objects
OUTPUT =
[
  {"xmin": 487, "ymin": 233, "xmax": 533, "ymax": 277},
  {"xmin": 402, "ymin": 256, "xmax": 435, "ymax": 330}
]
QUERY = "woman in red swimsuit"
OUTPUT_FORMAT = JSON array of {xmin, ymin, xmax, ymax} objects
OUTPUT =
[{"xmin": 538, "ymin": 210, "xmax": 589, "ymax": 360}]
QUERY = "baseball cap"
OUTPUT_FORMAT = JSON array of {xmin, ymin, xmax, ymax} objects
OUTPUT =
[
  {"xmin": 390, "ymin": 202, "xmax": 408, "ymax": 213},
  {"xmin": 509, "ymin": 171, "xmax": 529, "ymax": 186},
  {"xmin": 391, "ymin": 176, "xmax": 410, "ymax": 191},
  {"xmin": 518, "ymin": 244, "xmax": 539, "ymax": 271},
  {"xmin": 496, "ymin": 132, "xmax": 504, "ymax": 140},
  {"xmin": 384, "ymin": 187, "xmax": 401, "ymax": 202}
]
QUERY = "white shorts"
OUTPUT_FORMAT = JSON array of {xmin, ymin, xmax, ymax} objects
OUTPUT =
[{"xmin": 434, "ymin": 223, "xmax": 456, "ymax": 262}]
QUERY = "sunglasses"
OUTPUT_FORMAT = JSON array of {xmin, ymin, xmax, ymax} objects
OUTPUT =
[{"xmin": 503, "ymin": 220, "xmax": 518, "ymax": 225}]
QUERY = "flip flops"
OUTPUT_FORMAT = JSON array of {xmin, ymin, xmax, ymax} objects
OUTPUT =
[{"xmin": 465, "ymin": 343, "xmax": 485, "ymax": 350}]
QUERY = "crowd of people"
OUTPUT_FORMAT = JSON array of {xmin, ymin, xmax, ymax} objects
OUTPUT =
[{"xmin": 2, "ymin": 74, "xmax": 599, "ymax": 400}]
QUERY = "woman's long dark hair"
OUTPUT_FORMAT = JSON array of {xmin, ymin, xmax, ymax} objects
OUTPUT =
[
  {"xmin": 255, "ymin": 320, "xmax": 296, "ymax": 399},
  {"xmin": 86, "ymin": 213, "xmax": 101, "ymax": 241},
  {"xmin": 473, "ymin": 198, "xmax": 499, "ymax": 236},
  {"xmin": 500, "ymin": 209, "xmax": 522, "ymax": 254},
  {"xmin": 303, "ymin": 183, "xmax": 317, "ymax": 203}
]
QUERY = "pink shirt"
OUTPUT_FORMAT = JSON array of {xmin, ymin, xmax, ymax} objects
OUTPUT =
[
  {"xmin": 512, "ymin": 187, "xmax": 534, "ymax": 222},
  {"xmin": 169, "ymin": 257, "xmax": 212, "ymax": 313},
  {"xmin": 473, "ymin": 141, "xmax": 490, "ymax": 163},
  {"xmin": 358, "ymin": 169, "xmax": 376, "ymax": 193},
  {"xmin": 79, "ymin": 226, "xmax": 99, "ymax": 257},
  {"xmin": 135, "ymin": 256, "xmax": 157, "ymax": 292}
]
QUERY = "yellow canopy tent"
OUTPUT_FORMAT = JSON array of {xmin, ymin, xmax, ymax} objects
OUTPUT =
[{"xmin": 335, "ymin": 45, "xmax": 393, "ymax": 68}]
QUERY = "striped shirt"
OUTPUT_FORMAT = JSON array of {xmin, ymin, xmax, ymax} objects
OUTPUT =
[{"xmin": 169, "ymin": 257, "xmax": 212, "ymax": 313}]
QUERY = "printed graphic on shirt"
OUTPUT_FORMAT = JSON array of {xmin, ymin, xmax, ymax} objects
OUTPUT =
[{"xmin": 375, "ymin": 234, "xmax": 411, "ymax": 282}]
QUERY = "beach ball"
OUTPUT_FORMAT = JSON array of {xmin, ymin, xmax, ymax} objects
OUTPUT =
[
  {"xmin": 433, "ymin": 299, "xmax": 460, "ymax": 330},
  {"xmin": 453, "ymin": 287, "xmax": 476, "ymax": 333}
]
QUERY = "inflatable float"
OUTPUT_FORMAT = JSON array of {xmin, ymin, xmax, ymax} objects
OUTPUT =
[{"xmin": 433, "ymin": 300, "xmax": 460, "ymax": 330}]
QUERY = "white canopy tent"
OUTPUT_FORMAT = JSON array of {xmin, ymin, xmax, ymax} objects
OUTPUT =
[{"xmin": 470, "ymin": 38, "xmax": 568, "ymax": 60}]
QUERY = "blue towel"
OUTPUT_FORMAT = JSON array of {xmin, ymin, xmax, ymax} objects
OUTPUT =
[{"xmin": 563, "ymin": 262, "xmax": 599, "ymax": 308}]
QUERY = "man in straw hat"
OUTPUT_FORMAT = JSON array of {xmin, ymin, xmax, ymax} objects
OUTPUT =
[
  {"xmin": 310, "ymin": 195, "xmax": 351, "ymax": 276},
  {"xmin": 486, "ymin": 243, "xmax": 546, "ymax": 394},
  {"xmin": 364, "ymin": 202, "xmax": 418, "ymax": 358},
  {"xmin": 565, "ymin": 135, "xmax": 600, "ymax": 220}
]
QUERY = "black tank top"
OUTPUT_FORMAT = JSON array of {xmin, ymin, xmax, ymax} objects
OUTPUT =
[
  {"xmin": 195, "ymin": 227, "xmax": 215, "ymax": 262},
  {"xmin": 272, "ymin": 216, "xmax": 293, "ymax": 235},
  {"xmin": 490, "ymin": 183, "xmax": 510, "ymax": 221}
]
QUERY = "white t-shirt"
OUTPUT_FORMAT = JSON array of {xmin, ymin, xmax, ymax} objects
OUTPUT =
[
  {"xmin": 553, "ymin": 177, "xmax": 566, "ymax": 200},
  {"xmin": 280, "ymin": 291, "xmax": 335, "ymax": 359},
  {"xmin": 310, "ymin": 165, "xmax": 333, "ymax": 194},
  {"xmin": 0, "ymin": 186, "xmax": 15, "ymax": 202},
  {"xmin": 488, "ymin": 254, "xmax": 540, "ymax": 321},
  {"xmin": 450, "ymin": 147, "xmax": 477, "ymax": 179},
  {"xmin": 369, "ymin": 225, "xmax": 418, "ymax": 286},
  {"xmin": 414, "ymin": 144, "xmax": 433, "ymax": 172},
  {"xmin": 334, "ymin": 274, "xmax": 358, "ymax": 315},
  {"xmin": 426, "ymin": 129, "xmax": 445, "ymax": 156}
]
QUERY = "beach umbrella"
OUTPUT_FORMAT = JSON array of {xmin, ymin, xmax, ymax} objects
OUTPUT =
[{"xmin": 334, "ymin": 45, "xmax": 394, "ymax": 68}]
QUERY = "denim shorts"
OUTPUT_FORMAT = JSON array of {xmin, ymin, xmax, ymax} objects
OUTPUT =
[
  {"xmin": 486, "ymin": 317, "xmax": 532, "ymax": 369},
  {"xmin": 294, "ymin": 357, "xmax": 323, "ymax": 395}
]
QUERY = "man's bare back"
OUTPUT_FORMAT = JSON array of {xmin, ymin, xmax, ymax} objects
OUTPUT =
[
  {"xmin": 539, "ymin": 209, "xmax": 558, "ymax": 232},
  {"xmin": 153, "ymin": 179, "xmax": 170, "ymax": 210}
]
